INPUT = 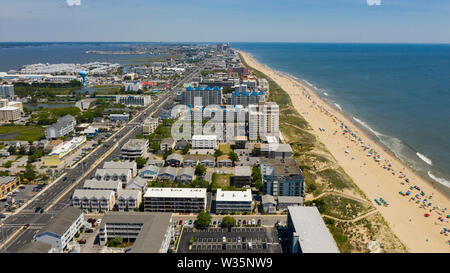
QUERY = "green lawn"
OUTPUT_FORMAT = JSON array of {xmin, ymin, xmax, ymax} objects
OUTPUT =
[
  {"xmin": 0, "ymin": 125, "xmax": 45, "ymax": 142},
  {"xmin": 218, "ymin": 144, "xmax": 231, "ymax": 154},
  {"xmin": 212, "ymin": 173, "xmax": 232, "ymax": 188}
]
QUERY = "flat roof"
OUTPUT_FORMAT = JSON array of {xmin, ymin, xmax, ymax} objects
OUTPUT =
[
  {"xmin": 234, "ymin": 165, "xmax": 252, "ymax": 176},
  {"xmin": 38, "ymin": 207, "xmax": 83, "ymax": 236},
  {"xmin": 144, "ymin": 187, "xmax": 207, "ymax": 199},
  {"xmin": 99, "ymin": 211, "xmax": 172, "ymax": 253},
  {"xmin": 192, "ymin": 134, "xmax": 217, "ymax": 140},
  {"xmin": 17, "ymin": 241, "xmax": 53, "ymax": 253},
  {"xmin": 288, "ymin": 206, "xmax": 339, "ymax": 253},
  {"xmin": 216, "ymin": 189, "xmax": 252, "ymax": 203}
]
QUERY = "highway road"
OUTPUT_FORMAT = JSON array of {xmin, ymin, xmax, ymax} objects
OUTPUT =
[{"xmin": 0, "ymin": 57, "xmax": 211, "ymax": 253}]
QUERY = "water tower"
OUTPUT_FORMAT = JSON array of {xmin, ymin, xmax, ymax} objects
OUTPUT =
[{"xmin": 78, "ymin": 70, "xmax": 89, "ymax": 86}]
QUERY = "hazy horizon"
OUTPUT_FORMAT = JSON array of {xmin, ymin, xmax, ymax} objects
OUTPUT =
[{"xmin": 1, "ymin": 0, "xmax": 449, "ymax": 43}]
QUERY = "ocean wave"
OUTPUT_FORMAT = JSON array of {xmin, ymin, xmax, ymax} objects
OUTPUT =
[
  {"xmin": 303, "ymin": 80, "xmax": 313, "ymax": 87},
  {"xmin": 334, "ymin": 103, "xmax": 342, "ymax": 111},
  {"xmin": 416, "ymin": 152, "xmax": 432, "ymax": 166},
  {"xmin": 352, "ymin": 117, "xmax": 383, "ymax": 137},
  {"xmin": 428, "ymin": 171, "xmax": 450, "ymax": 188}
]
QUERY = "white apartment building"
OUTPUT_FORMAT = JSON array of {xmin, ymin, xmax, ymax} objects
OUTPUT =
[
  {"xmin": 116, "ymin": 95, "xmax": 151, "ymax": 107},
  {"xmin": 143, "ymin": 187, "xmax": 207, "ymax": 213},
  {"xmin": 72, "ymin": 189, "xmax": 116, "ymax": 212},
  {"xmin": 98, "ymin": 212, "xmax": 173, "ymax": 253},
  {"xmin": 33, "ymin": 207, "xmax": 84, "ymax": 253},
  {"xmin": 192, "ymin": 134, "xmax": 217, "ymax": 149},
  {"xmin": 121, "ymin": 139, "xmax": 149, "ymax": 160},
  {"xmin": 215, "ymin": 189, "xmax": 252, "ymax": 213},
  {"xmin": 248, "ymin": 102, "xmax": 279, "ymax": 141},
  {"xmin": 45, "ymin": 115, "xmax": 76, "ymax": 139},
  {"xmin": 142, "ymin": 117, "xmax": 159, "ymax": 135}
]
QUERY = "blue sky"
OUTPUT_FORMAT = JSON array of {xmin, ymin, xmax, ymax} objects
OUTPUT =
[{"xmin": 0, "ymin": 0, "xmax": 449, "ymax": 43}]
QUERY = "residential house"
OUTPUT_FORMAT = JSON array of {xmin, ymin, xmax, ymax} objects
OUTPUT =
[
  {"xmin": 158, "ymin": 166, "xmax": 177, "ymax": 181},
  {"xmin": 182, "ymin": 154, "xmax": 198, "ymax": 167},
  {"xmin": 118, "ymin": 189, "xmax": 142, "ymax": 211},
  {"xmin": 165, "ymin": 153, "xmax": 182, "ymax": 167},
  {"xmin": 176, "ymin": 167, "xmax": 195, "ymax": 184},
  {"xmin": 199, "ymin": 155, "xmax": 215, "ymax": 167},
  {"xmin": 139, "ymin": 165, "xmax": 160, "ymax": 180},
  {"xmin": 216, "ymin": 155, "xmax": 232, "ymax": 167},
  {"xmin": 160, "ymin": 138, "xmax": 175, "ymax": 151},
  {"xmin": 103, "ymin": 161, "xmax": 138, "ymax": 177},
  {"xmin": 126, "ymin": 176, "xmax": 148, "ymax": 193}
]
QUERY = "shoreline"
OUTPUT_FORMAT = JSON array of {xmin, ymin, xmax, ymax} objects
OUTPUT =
[
  {"xmin": 236, "ymin": 49, "xmax": 450, "ymax": 252},
  {"xmin": 303, "ymin": 81, "xmax": 450, "ymax": 200}
]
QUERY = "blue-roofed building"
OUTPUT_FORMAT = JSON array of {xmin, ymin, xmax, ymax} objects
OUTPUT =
[{"xmin": 181, "ymin": 85, "xmax": 222, "ymax": 107}]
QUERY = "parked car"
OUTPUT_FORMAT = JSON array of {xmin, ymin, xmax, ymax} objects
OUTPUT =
[
  {"xmin": 34, "ymin": 206, "xmax": 41, "ymax": 213},
  {"xmin": 0, "ymin": 214, "xmax": 6, "ymax": 219},
  {"xmin": 23, "ymin": 224, "xmax": 30, "ymax": 229},
  {"xmin": 188, "ymin": 220, "xmax": 192, "ymax": 225},
  {"xmin": 179, "ymin": 220, "xmax": 183, "ymax": 225},
  {"xmin": 78, "ymin": 239, "xmax": 86, "ymax": 244}
]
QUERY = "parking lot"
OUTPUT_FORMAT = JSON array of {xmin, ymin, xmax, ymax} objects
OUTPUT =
[
  {"xmin": 1, "ymin": 184, "xmax": 38, "ymax": 213},
  {"xmin": 178, "ymin": 226, "xmax": 283, "ymax": 253}
]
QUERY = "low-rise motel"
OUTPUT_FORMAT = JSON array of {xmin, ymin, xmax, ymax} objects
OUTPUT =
[{"xmin": 43, "ymin": 136, "xmax": 86, "ymax": 167}]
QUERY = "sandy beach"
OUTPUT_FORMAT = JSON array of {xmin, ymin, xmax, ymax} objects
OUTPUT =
[{"xmin": 237, "ymin": 50, "xmax": 450, "ymax": 252}]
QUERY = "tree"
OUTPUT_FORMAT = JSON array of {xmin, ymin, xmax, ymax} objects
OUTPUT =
[
  {"xmin": 107, "ymin": 236, "xmax": 123, "ymax": 247},
  {"xmin": 221, "ymin": 216, "xmax": 236, "ymax": 228},
  {"xmin": 28, "ymin": 146, "xmax": 37, "ymax": 156},
  {"xmin": 182, "ymin": 143, "xmax": 191, "ymax": 155},
  {"xmin": 135, "ymin": 157, "xmax": 147, "ymax": 169},
  {"xmin": 196, "ymin": 211, "xmax": 212, "ymax": 228},
  {"xmin": 214, "ymin": 149, "xmax": 223, "ymax": 158},
  {"xmin": 252, "ymin": 165, "xmax": 263, "ymax": 190},
  {"xmin": 24, "ymin": 163, "xmax": 37, "ymax": 181},
  {"xmin": 229, "ymin": 151, "xmax": 239, "ymax": 163},
  {"xmin": 195, "ymin": 165, "xmax": 206, "ymax": 176},
  {"xmin": 7, "ymin": 146, "xmax": 16, "ymax": 155},
  {"xmin": 251, "ymin": 147, "xmax": 261, "ymax": 157},
  {"xmin": 163, "ymin": 148, "xmax": 173, "ymax": 160},
  {"xmin": 150, "ymin": 141, "xmax": 160, "ymax": 152}
]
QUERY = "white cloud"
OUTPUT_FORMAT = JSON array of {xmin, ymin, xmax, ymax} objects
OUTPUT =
[
  {"xmin": 66, "ymin": 0, "xmax": 81, "ymax": 7},
  {"xmin": 366, "ymin": 0, "xmax": 381, "ymax": 6}
]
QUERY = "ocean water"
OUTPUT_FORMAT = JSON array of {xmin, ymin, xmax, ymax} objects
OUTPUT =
[{"xmin": 232, "ymin": 43, "xmax": 450, "ymax": 189}]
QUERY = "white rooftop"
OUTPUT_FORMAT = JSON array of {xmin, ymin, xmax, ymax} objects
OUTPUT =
[
  {"xmin": 49, "ymin": 136, "xmax": 85, "ymax": 155},
  {"xmin": 287, "ymin": 206, "xmax": 339, "ymax": 253},
  {"xmin": 144, "ymin": 187, "xmax": 207, "ymax": 199},
  {"xmin": 192, "ymin": 134, "xmax": 217, "ymax": 141},
  {"xmin": 216, "ymin": 189, "xmax": 252, "ymax": 203}
]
